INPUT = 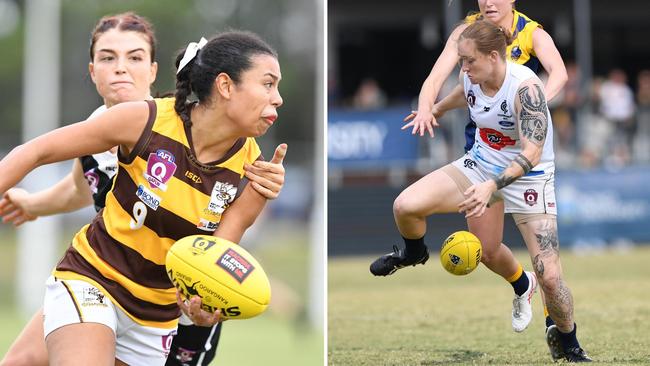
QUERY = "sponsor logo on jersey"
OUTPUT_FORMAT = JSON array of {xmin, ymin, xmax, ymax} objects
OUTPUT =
[
  {"xmin": 524, "ymin": 188, "xmax": 538, "ymax": 206},
  {"xmin": 136, "ymin": 184, "xmax": 161, "ymax": 210},
  {"xmin": 197, "ymin": 218, "xmax": 218, "ymax": 232},
  {"xmin": 207, "ymin": 181, "xmax": 237, "ymax": 215},
  {"xmin": 144, "ymin": 149, "xmax": 177, "ymax": 191},
  {"xmin": 84, "ymin": 169, "xmax": 100, "ymax": 194},
  {"xmin": 176, "ymin": 347, "xmax": 197, "ymax": 363},
  {"xmin": 161, "ymin": 329, "xmax": 177, "ymax": 358},
  {"xmin": 184, "ymin": 170, "xmax": 202, "ymax": 184},
  {"xmin": 479, "ymin": 128, "xmax": 517, "ymax": 150},
  {"xmin": 498, "ymin": 120, "xmax": 515, "ymax": 128},
  {"xmin": 81, "ymin": 287, "xmax": 108, "ymax": 308},
  {"xmin": 511, "ymin": 46, "xmax": 522, "ymax": 61},
  {"xmin": 547, "ymin": 202, "xmax": 556, "ymax": 208},
  {"xmin": 190, "ymin": 236, "xmax": 216, "ymax": 255},
  {"xmin": 498, "ymin": 100, "xmax": 513, "ymax": 118},
  {"xmin": 463, "ymin": 158, "xmax": 477, "ymax": 169},
  {"xmin": 217, "ymin": 248, "xmax": 255, "ymax": 284},
  {"xmin": 467, "ymin": 90, "xmax": 476, "ymax": 107},
  {"xmin": 483, "ymin": 106, "xmax": 490, "ymax": 112}
]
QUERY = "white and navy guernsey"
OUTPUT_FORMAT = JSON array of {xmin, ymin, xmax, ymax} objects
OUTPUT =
[{"xmin": 463, "ymin": 62, "xmax": 555, "ymax": 176}]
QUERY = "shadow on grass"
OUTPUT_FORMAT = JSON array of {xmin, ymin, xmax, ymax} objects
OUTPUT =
[{"xmin": 420, "ymin": 349, "xmax": 485, "ymax": 365}]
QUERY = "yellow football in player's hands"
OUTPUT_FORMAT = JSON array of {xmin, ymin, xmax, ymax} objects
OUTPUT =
[{"xmin": 166, "ymin": 235, "xmax": 271, "ymax": 319}]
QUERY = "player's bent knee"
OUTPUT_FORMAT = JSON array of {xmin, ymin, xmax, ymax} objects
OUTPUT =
[
  {"xmin": 538, "ymin": 273, "xmax": 561, "ymax": 293},
  {"xmin": 393, "ymin": 194, "xmax": 421, "ymax": 218},
  {"xmin": 478, "ymin": 244, "xmax": 501, "ymax": 266}
]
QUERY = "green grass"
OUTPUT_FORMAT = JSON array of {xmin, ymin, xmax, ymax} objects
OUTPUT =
[{"xmin": 328, "ymin": 246, "xmax": 650, "ymax": 365}]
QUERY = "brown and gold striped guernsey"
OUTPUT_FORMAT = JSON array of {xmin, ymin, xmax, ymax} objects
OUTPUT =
[{"xmin": 54, "ymin": 98, "xmax": 262, "ymax": 328}]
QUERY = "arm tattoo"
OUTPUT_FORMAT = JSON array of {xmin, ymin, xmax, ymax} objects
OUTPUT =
[
  {"xmin": 517, "ymin": 84, "xmax": 548, "ymax": 146},
  {"xmin": 513, "ymin": 153, "xmax": 534, "ymax": 174},
  {"xmin": 494, "ymin": 173, "xmax": 517, "ymax": 190}
]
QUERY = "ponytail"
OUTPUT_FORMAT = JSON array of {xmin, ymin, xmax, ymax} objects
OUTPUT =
[{"xmin": 174, "ymin": 50, "xmax": 195, "ymax": 127}]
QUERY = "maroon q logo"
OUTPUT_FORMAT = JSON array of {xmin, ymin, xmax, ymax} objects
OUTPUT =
[
  {"xmin": 467, "ymin": 90, "xmax": 476, "ymax": 107},
  {"xmin": 524, "ymin": 189, "xmax": 538, "ymax": 206}
]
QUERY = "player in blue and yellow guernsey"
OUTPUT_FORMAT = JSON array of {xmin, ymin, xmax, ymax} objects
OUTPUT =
[
  {"xmin": 372, "ymin": 0, "xmax": 570, "ymax": 361},
  {"xmin": 0, "ymin": 31, "xmax": 284, "ymax": 366}
]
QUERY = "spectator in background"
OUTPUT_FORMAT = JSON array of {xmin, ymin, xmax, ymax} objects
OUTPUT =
[
  {"xmin": 550, "ymin": 62, "xmax": 581, "ymax": 168},
  {"xmin": 353, "ymin": 78, "xmax": 387, "ymax": 110},
  {"xmin": 635, "ymin": 70, "xmax": 650, "ymax": 162},
  {"xmin": 599, "ymin": 68, "xmax": 636, "ymax": 166}
]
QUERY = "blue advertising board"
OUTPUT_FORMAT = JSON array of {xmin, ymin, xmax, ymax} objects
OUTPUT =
[
  {"xmin": 328, "ymin": 106, "xmax": 419, "ymax": 168},
  {"xmin": 556, "ymin": 167, "xmax": 650, "ymax": 244}
]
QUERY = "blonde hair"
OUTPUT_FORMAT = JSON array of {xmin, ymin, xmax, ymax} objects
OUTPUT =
[{"xmin": 459, "ymin": 20, "xmax": 514, "ymax": 60}]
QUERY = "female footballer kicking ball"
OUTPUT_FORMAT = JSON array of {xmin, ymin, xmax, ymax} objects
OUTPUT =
[
  {"xmin": 372, "ymin": 0, "xmax": 568, "ymax": 360},
  {"xmin": 374, "ymin": 21, "xmax": 590, "ymax": 362},
  {"xmin": 0, "ymin": 27, "xmax": 285, "ymax": 365}
]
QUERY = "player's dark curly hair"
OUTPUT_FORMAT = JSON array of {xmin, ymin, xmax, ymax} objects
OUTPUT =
[{"xmin": 173, "ymin": 31, "xmax": 277, "ymax": 127}]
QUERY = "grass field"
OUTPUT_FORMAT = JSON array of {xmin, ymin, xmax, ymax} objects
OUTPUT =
[{"xmin": 329, "ymin": 246, "xmax": 650, "ymax": 365}]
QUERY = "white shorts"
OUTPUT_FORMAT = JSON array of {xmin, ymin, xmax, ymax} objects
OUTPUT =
[
  {"xmin": 449, "ymin": 154, "xmax": 557, "ymax": 215},
  {"xmin": 43, "ymin": 276, "xmax": 177, "ymax": 366}
]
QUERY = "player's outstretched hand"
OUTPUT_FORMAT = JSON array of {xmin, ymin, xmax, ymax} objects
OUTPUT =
[
  {"xmin": 176, "ymin": 291, "xmax": 222, "ymax": 327},
  {"xmin": 244, "ymin": 143, "xmax": 287, "ymax": 200},
  {"xmin": 458, "ymin": 181, "xmax": 496, "ymax": 218},
  {"xmin": 401, "ymin": 110, "xmax": 440, "ymax": 138},
  {"xmin": 0, "ymin": 188, "xmax": 37, "ymax": 227}
]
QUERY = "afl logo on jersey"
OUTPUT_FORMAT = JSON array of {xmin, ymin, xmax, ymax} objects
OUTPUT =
[
  {"xmin": 511, "ymin": 46, "xmax": 522, "ymax": 61},
  {"xmin": 144, "ymin": 149, "xmax": 177, "ymax": 191},
  {"xmin": 467, "ymin": 90, "xmax": 476, "ymax": 107}
]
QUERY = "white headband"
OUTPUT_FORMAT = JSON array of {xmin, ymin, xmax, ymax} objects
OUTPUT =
[{"xmin": 176, "ymin": 37, "xmax": 208, "ymax": 74}]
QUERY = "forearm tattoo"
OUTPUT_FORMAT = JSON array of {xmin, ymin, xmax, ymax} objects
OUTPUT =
[
  {"xmin": 513, "ymin": 153, "xmax": 534, "ymax": 175},
  {"xmin": 494, "ymin": 173, "xmax": 517, "ymax": 190},
  {"xmin": 517, "ymin": 84, "xmax": 548, "ymax": 146}
]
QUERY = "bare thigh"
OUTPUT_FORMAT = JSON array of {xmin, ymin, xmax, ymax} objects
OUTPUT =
[
  {"xmin": 46, "ymin": 323, "xmax": 116, "ymax": 366},
  {"xmin": 467, "ymin": 200, "xmax": 505, "ymax": 255},
  {"xmin": 395, "ymin": 168, "xmax": 466, "ymax": 217},
  {"xmin": 0, "ymin": 309, "xmax": 47, "ymax": 366}
]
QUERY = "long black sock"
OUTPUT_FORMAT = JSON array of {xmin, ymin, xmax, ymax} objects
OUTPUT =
[
  {"xmin": 402, "ymin": 236, "xmax": 426, "ymax": 257},
  {"xmin": 558, "ymin": 323, "xmax": 580, "ymax": 351},
  {"xmin": 509, "ymin": 270, "xmax": 530, "ymax": 296},
  {"xmin": 546, "ymin": 315, "xmax": 555, "ymax": 329}
]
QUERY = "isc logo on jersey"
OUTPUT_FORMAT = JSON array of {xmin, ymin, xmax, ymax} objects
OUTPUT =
[
  {"xmin": 144, "ymin": 149, "xmax": 177, "ymax": 191},
  {"xmin": 136, "ymin": 184, "xmax": 161, "ymax": 210}
]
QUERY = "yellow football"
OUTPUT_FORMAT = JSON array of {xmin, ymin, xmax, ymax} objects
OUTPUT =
[
  {"xmin": 166, "ymin": 235, "xmax": 271, "ymax": 320},
  {"xmin": 440, "ymin": 231, "xmax": 482, "ymax": 276}
]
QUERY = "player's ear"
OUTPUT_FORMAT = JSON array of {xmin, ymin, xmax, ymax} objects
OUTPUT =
[{"xmin": 89, "ymin": 62, "xmax": 96, "ymax": 83}]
